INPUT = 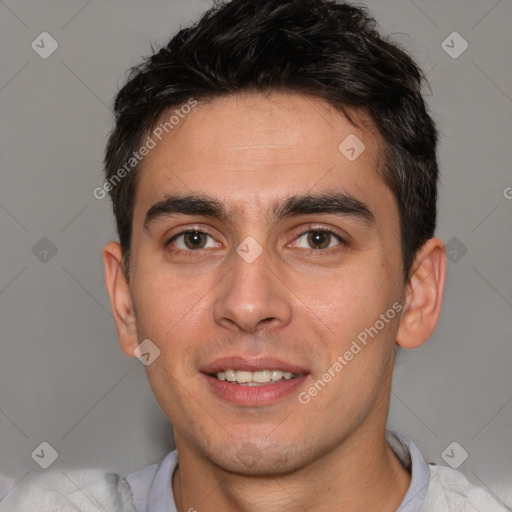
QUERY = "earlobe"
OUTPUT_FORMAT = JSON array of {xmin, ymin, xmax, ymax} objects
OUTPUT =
[
  {"xmin": 396, "ymin": 238, "xmax": 446, "ymax": 349},
  {"xmin": 102, "ymin": 241, "xmax": 139, "ymax": 358}
]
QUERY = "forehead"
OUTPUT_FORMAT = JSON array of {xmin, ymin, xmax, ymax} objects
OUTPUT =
[{"xmin": 133, "ymin": 92, "xmax": 393, "ymax": 223}]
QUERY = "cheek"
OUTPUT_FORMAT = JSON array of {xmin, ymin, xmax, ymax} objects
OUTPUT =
[
  {"xmin": 133, "ymin": 263, "xmax": 206, "ymax": 332},
  {"xmin": 320, "ymin": 274, "xmax": 399, "ymax": 393},
  {"xmin": 130, "ymin": 275, "xmax": 214, "ymax": 389},
  {"xmin": 312, "ymin": 263, "xmax": 396, "ymax": 329}
]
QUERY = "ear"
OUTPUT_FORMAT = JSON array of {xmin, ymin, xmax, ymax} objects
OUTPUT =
[
  {"xmin": 102, "ymin": 241, "xmax": 139, "ymax": 358},
  {"xmin": 396, "ymin": 237, "xmax": 446, "ymax": 349}
]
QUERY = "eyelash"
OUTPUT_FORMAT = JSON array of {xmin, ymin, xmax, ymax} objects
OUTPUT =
[
  {"xmin": 166, "ymin": 226, "xmax": 347, "ymax": 256},
  {"xmin": 294, "ymin": 227, "xmax": 346, "ymax": 251},
  {"xmin": 166, "ymin": 229, "xmax": 217, "ymax": 258}
]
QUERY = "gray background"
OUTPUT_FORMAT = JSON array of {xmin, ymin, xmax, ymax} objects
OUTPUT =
[{"xmin": 1, "ymin": 0, "xmax": 511, "ymax": 505}]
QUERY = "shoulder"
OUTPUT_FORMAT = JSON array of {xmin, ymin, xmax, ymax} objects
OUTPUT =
[
  {"xmin": 0, "ymin": 469, "xmax": 135, "ymax": 512},
  {"xmin": 423, "ymin": 464, "xmax": 510, "ymax": 512}
]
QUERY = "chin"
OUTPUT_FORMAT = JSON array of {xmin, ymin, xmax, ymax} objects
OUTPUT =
[{"xmin": 205, "ymin": 439, "xmax": 314, "ymax": 477}]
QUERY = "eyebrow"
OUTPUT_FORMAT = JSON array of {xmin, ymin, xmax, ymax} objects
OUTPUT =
[{"xmin": 143, "ymin": 191, "xmax": 375, "ymax": 230}]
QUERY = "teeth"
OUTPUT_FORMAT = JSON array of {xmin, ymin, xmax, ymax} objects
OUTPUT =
[
  {"xmin": 253, "ymin": 370, "xmax": 270, "ymax": 383},
  {"xmin": 271, "ymin": 370, "xmax": 284, "ymax": 381},
  {"xmin": 214, "ymin": 369, "xmax": 298, "ymax": 385},
  {"xmin": 236, "ymin": 370, "xmax": 252, "ymax": 383},
  {"xmin": 225, "ymin": 370, "xmax": 236, "ymax": 382}
]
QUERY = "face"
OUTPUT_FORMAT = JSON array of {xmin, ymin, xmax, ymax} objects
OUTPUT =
[{"xmin": 124, "ymin": 92, "xmax": 405, "ymax": 475}]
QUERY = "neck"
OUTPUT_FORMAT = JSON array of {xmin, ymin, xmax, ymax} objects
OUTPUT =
[{"xmin": 172, "ymin": 421, "xmax": 410, "ymax": 512}]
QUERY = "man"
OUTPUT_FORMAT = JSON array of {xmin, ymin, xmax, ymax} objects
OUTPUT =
[{"xmin": 1, "ymin": 0, "xmax": 508, "ymax": 510}]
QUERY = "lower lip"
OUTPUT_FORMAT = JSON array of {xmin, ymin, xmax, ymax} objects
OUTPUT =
[{"xmin": 202, "ymin": 373, "xmax": 308, "ymax": 406}]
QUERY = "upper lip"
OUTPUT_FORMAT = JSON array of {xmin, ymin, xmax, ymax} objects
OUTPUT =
[{"xmin": 200, "ymin": 356, "xmax": 309, "ymax": 375}]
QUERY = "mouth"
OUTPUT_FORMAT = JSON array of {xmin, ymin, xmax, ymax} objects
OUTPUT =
[
  {"xmin": 200, "ymin": 356, "xmax": 309, "ymax": 406},
  {"xmin": 210, "ymin": 369, "xmax": 299, "ymax": 386}
]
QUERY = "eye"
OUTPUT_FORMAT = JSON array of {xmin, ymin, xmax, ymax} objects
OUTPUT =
[
  {"xmin": 169, "ymin": 230, "xmax": 219, "ymax": 251},
  {"xmin": 293, "ymin": 229, "xmax": 344, "ymax": 250}
]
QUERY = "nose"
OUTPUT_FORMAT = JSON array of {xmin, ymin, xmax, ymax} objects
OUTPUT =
[{"xmin": 213, "ymin": 245, "xmax": 292, "ymax": 334}]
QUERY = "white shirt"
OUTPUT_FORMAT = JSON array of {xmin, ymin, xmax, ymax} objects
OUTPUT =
[{"xmin": 1, "ymin": 431, "xmax": 509, "ymax": 511}]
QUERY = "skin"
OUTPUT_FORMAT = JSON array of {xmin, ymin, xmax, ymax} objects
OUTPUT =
[{"xmin": 103, "ymin": 92, "xmax": 446, "ymax": 512}]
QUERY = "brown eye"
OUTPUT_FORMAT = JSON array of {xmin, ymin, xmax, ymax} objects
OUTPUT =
[
  {"xmin": 169, "ymin": 230, "xmax": 218, "ymax": 251},
  {"xmin": 294, "ymin": 229, "xmax": 343, "ymax": 250},
  {"xmin": 307, "ymin": 231, "xmax": 332, "ymax": 249},
  {"xmin": 183, "ymin": 231, "xmax": 208, "ymax": 249}
]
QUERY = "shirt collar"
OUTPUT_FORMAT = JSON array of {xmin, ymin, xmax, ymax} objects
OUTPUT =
[
  {"xmin": 386, "ymin": 430, "xmax": 431, "ymax": 511},
  {"xmin": 127, "ymin": 430, "xmax": 430, "ymax": 512}
]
